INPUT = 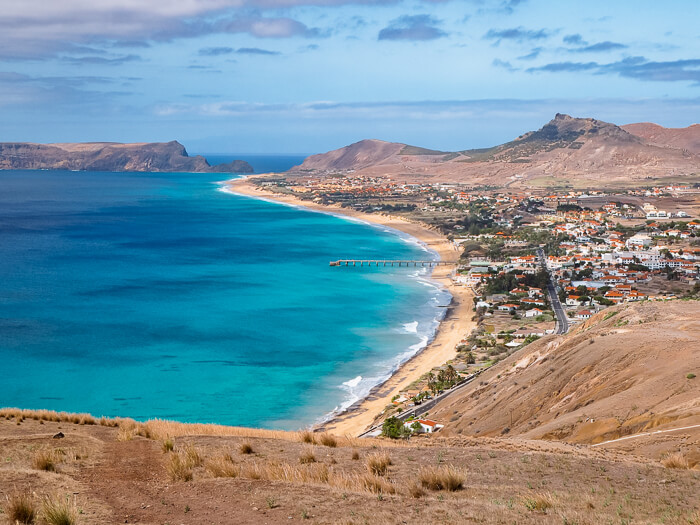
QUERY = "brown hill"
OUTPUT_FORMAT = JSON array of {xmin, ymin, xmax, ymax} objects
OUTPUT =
[
  {"xmin": 0, "ymin": 141, "xmax": 253, "ymax": 173},
  {"xmin": 294, "ymin": 139, "xmax": 407, "ymax": 171},
  {"xmin": 623, "ymin": 122, "xmax": 700, "ymax": 154},
  {"xmin": 289, "ymin": 114, "xmax": 700, "ymax": 188},
  {"xmin": 430, "ymin": 301, "xmax": 700, "ymax": 448},
  {"xmin": 1, "ymin": 409, "xmax": 698, "ymax": 524}
]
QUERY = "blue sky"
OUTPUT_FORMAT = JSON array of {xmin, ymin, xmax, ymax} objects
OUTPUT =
[{"xmin": 1, "ymin": 0, "xmax": 698, "ymax": 154}]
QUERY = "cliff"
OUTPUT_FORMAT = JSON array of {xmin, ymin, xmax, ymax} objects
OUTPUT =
[{"xmin": 0, "ymin": 141, "xmax": 254, "ymax": 174}]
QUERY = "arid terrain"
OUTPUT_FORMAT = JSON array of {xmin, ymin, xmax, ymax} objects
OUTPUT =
[
  {"xmin": 290, "ymin": 114, "xmax": 700, "ymax": 189},
  {"xmin": 0, "ymin": 141, "xmax": 253, "ymax": 173},
  {"xmin": 2, "ymin": 301, "xmax": 698, "ymax": 525}
]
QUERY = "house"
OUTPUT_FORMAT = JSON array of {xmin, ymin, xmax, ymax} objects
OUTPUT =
[
  {"xmin": 566, "ymin": 295, "xmax": 585, "ymax": 306},
  {"xmin": 404, "ymin": 419, "xmax": 444, "ymax": 434},
  {"xmin": 576, "ymin": 309, "xmax": 593, "ymax": 320},
  {"xmin": 497, "ymin": 304, "xmax": 519, "ymax": 312},
  {"xmin": 525, "ymin": 308, "xmax": 544, "ymax": 318}
]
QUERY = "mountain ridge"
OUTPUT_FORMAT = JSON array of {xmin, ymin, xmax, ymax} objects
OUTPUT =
[
  {"xmin": 0, "ymin": 140, "xmax": 254, "ymax": 174},
  {"xmin": 290, "ymin": 114, "xmax": 700, "ymax": 187}
]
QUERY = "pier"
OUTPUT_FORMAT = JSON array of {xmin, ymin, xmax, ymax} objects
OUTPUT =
[{"xmin": 329, "ymin": 259, "xmax": 453, "ymax": 267}]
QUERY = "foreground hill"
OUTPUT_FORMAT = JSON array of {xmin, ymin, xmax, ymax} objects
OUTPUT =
[
  {"xmin": 430, "ymin": 301, "xmax": 700, "ymax": 455},
  {"xmin": 0, "ymin": 141, "xmax": 253, "ymax": 173},
  {"xmin": 0, "ymin": 410, "xmax": 697, "ymax": 524},
  {"xmin": 291, "ymin": 114, "xmax": 700, "ymax": 188}
]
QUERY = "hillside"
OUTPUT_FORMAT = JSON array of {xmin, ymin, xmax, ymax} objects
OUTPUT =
[
  {"xmin": 430, "ymin": 301, "xmax": 700, "ymax": 453},
  {"xmin": 623, "ymin": 122, "xmax": 700, "ymax": 155},
  {"xmin": 1, "ymin": 409, "xmax": 698, "ymax": 524},
  {"xmin": 288, "ymin": 114, "xmax": 700, "ymax": 188},
  {"xmin": 0, "ymin": 141, "xmax": 253, "ymax": 173}
]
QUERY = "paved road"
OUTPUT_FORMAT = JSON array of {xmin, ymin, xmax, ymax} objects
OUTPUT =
[{"xmin": 537, "ymin": 248, "xmax": 568, "ymax": 335}]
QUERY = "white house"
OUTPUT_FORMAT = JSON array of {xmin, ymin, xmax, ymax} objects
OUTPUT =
[
  {"xmin": 404, "ymin": 419, "xmax": 444, "ymax": 434},
  {"xmin": 525, "ymin": 308, "xmax": 544, "ymax": 318}
]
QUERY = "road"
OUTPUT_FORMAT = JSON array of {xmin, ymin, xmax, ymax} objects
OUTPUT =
[{"xmin": 537, "ymin": 247, "xmax": 569, "ymax": 335}]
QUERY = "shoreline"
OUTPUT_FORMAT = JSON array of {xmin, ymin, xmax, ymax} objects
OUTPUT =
[{"xmin": 226, "ymin": 175, "xmax": 476, "ymax": 437}]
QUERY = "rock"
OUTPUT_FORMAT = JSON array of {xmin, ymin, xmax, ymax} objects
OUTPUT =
[{"xmin": 53, "ymin": 432, "xmax": 65, "ymax": 439}]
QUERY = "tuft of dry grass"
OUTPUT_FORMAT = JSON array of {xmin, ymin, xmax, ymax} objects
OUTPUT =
[
  {"xmin": 351, "ymin": 450, "xmax": 360, "ymax": 461},
  {"xmin": 206, "ymin": 454, "xmax": 240, "ymax": 478},
  {"xmin": 161, "ymin": 438, "xmax": 174, "ymax": 453},
  {"xmin": 318, "ymin": 433, "xmax": 337, "ymax": 448},
  {"xmin": 181, "ymin": 443, "xmax": 203, "ymax": 467},
  {"xmin": 366, "ymin": 451, "xmax": 392, "ymax": 477},
  {"xmin": 419, "ymin": 465, "xmax": 464, "ymax": 491},
  {"xmin": 32, "ymin": 449, "xmax": 58, "ymax": 472},
  {"xmin": 522, "ymin": 492, "xmax": 554, "ymax": 512},
  {"xmin": 167, "ymin": 453, "xmax": 194, "ymax": 482},
  {"xmin": 42, "ymin": 494, "xmax": 78, "ymax": 525},
  {"xmin": 661, "ymin": 452, "xmax": 690, "ymax": 469},
  {"xmin": 116, "ymin": 423, "xmax": 137, "ymax": 442},
  {"xmin": 239, "ymin": 442, "xmax": 253, "ymax": 455},
  {"xmin": 299, "ymin": 430, "xmax": 316, "ymax": 444},
  {"xmin": 405, "ymin": 482, "xmax": 426, "ymax": 499},
  {"xmin": 299, "ymin": 449, "xmax": 317, "ymax": 464},
  {"xmin": 4, "ymin": 491, "xmax": 36, "ymax": 524},
  {"xmin": 356, "ymin": 473, "xmax": 396, "ymax": 495}
]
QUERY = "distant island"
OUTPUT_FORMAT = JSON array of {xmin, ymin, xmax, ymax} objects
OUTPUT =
[{"xmin": 0, "ymin": 140, "xmax": 254, "ymax": 174}]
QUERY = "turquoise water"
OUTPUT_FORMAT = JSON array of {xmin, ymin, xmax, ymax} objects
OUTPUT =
[{"xmin": 0, "ymin": 160, "xmax": 449, "ymax": 429}]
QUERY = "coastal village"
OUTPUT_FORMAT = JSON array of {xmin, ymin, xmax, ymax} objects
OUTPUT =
[{"xmin": 252, "ymin": 173, "xmax": 700, "ymax": 436}]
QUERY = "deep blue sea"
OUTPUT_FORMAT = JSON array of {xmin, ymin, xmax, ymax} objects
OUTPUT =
[{"xmin": 0, "ymin": 156, "xmax": 449, "ymax": 429}]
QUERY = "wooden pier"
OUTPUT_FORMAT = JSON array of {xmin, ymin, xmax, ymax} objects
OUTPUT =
[{"xmin": 329, "ymin": 259, "xmax": 453, "ymax": 267}]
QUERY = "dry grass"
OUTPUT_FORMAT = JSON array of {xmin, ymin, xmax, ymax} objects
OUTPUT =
[
  {"xmin": 355, "ymin": 473, "xmax": 396, "ymax": 495},
  {"xmin": 0, "ymin": 408, "xmax": 110, "ymax": 427},
  {"xmin": 299, "ymin": 430, "xmax": 316, "ymax": 444},
  {"xmin": 116, "ymin": 423, "xmax": 137, "ymax": 442},
  {"xmin": 366, "ymin": 451, "xmax": 392, "ymax": 476},
  {"xmin": 182, "ymin": 444, "xmax": 203, "ymax": 467},
  {"xmin": 661, "ymin": 452, "xmax": 690, "ymax": 469},
  {"xmin": 419, "ymin": 465, "xmax": 464, "ymax": 491},
  {"xmin": 167, "ymin": 453, "xmax": 194, "ymax": 482},
  {"xmin": 41, "ymin": 494, "xmax": 78, "ymax": 525},
  {"xmin": 4, "ymin": 490, "xmax": 36, "ymax": 524},
  {"xmin": 318, "ymin": 433, "xmax": 337, "ymax": 448},
  {"xmin": 32, "ymin": 448, "xmax": 58, "ymax": 472},
  {"xmin": 405, "ymin": 482, "xmax": 426, "ymax": 499},
  {"xmin": 239, "ymin": 442, "xmax": 253, "ymax": 455},
  {"xmin": 161, "ymin": 438, "xmax": 174, "ymax": 453},
  {"xmin": 205, "ymin": 454, "xmax": 240, "ymax": 478},
  {"xmin": 299, "ymin": 448, "xmax": 317, "ymax": 464},
  {"xmin": 351, "ymin": 450, "xmax": 360, "ymax": 461},
  {"xmin": 521, "ymin": 492, "xmax": 554, "ymax": 512}
]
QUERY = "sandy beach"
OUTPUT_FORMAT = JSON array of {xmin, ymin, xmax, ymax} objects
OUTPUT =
[{"xmin": 227, "ymin": 176, "xmax": 476, "ymax": 437}]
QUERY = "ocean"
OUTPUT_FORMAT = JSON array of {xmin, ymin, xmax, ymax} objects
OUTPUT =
[{"xmin": 0, "ymin": 156, "xmax": 450, "ymax": 429}]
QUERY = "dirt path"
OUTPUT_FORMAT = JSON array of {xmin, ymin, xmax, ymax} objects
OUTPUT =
[{"xmin": 77, "ymin": 438, "xmax": 166, "ymax": 524}]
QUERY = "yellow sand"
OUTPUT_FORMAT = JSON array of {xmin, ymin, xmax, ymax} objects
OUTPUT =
[{"xmin": 227, "ymin": 177, "xmax": 476, "ymax": 437}]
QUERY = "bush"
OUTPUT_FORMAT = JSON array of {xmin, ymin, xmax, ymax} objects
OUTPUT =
[
  {"xmin": 318, "ymin": 433, "xmax": 337, "ymax": 448},
  {"xmin": 366, "ymin": 452, "xmax": 392, "ymax": 476},
  {"xmin": 419, "ymin": 465, "xmax": 464, "ymax": 491},
  {"xmin": 32, "ymin": 449, "xmax": 57, "ymax": 472},
  {"xmin": 687, "ymin": 373, "xmax": 696, "ymax": 379},
  {"xmin": 299, "ymin": 449, "xmax": 317, "ymax": 464},
  {"xmin": 239, "ymin": 442, "xmax": 253, "ymax": 455},
  {"xmin": 662, "ymin": 452, "xmax": 690, "ymax": 469},
  {"xmin": 298, "ymin": 430, "xmax": 315, "ymax": 444},
  {"xmin": 4, "ymin": 491, "xmax": 36, "ymax": 524},
  {"xmin": 42, "ymin": 494, "xmax": 78, "ymax": 525}
]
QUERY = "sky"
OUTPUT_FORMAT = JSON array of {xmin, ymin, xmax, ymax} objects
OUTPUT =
[{"xmin": 0, "ymin": 0, "xmax": 699, "ymax": 154}]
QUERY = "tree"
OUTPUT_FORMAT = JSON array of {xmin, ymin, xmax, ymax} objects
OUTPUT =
[
  {"xmin": 465, "ymin": 352, "xmax": 476, "ymax": 364},
  {"xmin": 381, "ymin": 417, "xmax": 410, "ymax": 439}
]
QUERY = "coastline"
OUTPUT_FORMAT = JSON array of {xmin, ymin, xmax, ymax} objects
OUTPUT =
[{"xmin": 226, "ymin": 175, "xmax": 476, "ymax": 437}]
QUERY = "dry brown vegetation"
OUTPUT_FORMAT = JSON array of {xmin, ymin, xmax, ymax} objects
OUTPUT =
[
  {"xmin": 0, "ymin": 415, "xmax": 698, "ymax": 524},
  {"xmin": 432, "ymin": 301, "xmax": 700, "ymax": 446},
  {"xmin": 41, "ymin": 494, "xmax": 78, "ymax": 525},
  {"xmin": 662, "ymin": 452, "xmax": 691, "ymax": 469},
  {"xmin": 366, "ymin": 451, "xmax": 392, "ymax": 476},
  {"xmin": 4, "ymin": 490, "xmax": 36, "ymax": 524},
  {"xmin": 419, "ymin": 465, "xmax": 465, "ymax": 491}
]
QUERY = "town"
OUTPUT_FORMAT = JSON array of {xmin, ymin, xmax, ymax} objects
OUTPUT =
[{"xmin": 253, "ymin": 173, "xmax": 700, "ymax": 436}]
